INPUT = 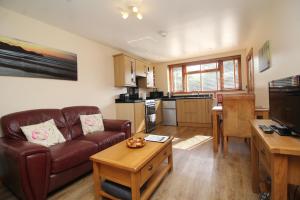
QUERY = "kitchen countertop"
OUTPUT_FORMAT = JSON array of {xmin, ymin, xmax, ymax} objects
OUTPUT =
[
  {"xmin": 115, "ymin": 95, "xmax": 213, "ymax": 103},
  {"xmin": 115, "ymin": 99, "xmax": 145, "ymax": 103},
  {"xmin": 160, "ymin": 94, "xmax": 213, "ymax": 101}
]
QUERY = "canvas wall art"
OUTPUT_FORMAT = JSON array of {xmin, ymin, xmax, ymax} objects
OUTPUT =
[
  {"xmin": 258, "ymin": 40, "xmax": 271, "ymax": 72},
  {"xmin": 0, "ymin": 35, "xmax": 77, "ymax": 81}
]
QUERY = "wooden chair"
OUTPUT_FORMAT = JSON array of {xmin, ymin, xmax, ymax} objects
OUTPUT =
[
  {"xmin": 216, "ymin": 93, "xmax": 223, "ymax": 106},
  {"xmin": 222, "ymin": 94, "xmax": 255, "ymax": 155}
]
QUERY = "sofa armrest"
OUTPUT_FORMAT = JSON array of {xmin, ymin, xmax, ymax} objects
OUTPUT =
[
  {"xmin": 103, "ymin": 119, "xmax": 131, "ymax": 139},
  {"xmin": 0, "ymin": 138, "xmax": 51, "ymax": 200}
]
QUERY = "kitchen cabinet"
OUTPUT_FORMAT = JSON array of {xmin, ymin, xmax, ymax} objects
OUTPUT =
[
  {"xmin": 155, "ymin": 100, "xmax": 162, "ymax": 125},
  {"xmin": 116, "ymin": 102, "xmax": 145, "ymax": 134},
  {"xmin": 138, "ymin": 65, "xmax": 155, "ymax": 88},
  {"xmin": 134, "ymin": 102, "xmax": 146, "ymax": 133},
  {"xmin": 135, "ymin": 59, "xmax": 147, "ymax": 77},
  {"xmin": 113, "ymin": 54, "xmax": 136, "ymax": 87},
  {"xmin": 176, "ymin": 99, "xmax": 213, "ymax": 127}
]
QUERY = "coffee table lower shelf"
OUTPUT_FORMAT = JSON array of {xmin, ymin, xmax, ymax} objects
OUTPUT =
[{"xmin": 98, "ymin": 164, "xmax": 171, "ymax": 200}]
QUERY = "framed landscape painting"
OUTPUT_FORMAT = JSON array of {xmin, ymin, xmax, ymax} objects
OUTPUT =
[{"xmin": 0, "ymin": 35, "xmax": 77, "ymax": 81}]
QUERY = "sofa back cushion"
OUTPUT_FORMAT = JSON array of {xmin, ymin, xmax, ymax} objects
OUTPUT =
[
  {"xmin": 1, "ymin": 109, "xmax": 71, "ymax": 141},
  {"xmin": 62, "ymin": 106, "xmax": 101, "ymax": 139}
]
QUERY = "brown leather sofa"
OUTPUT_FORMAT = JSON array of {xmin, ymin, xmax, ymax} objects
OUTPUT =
[{"xmin": 0, "ymin": 106, "xmax": 131, "ymax": 200}]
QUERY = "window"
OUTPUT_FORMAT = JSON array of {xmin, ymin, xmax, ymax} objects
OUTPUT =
[
  {"xmin": 170, "ymin": 66, "xmax": 183, "ymax": 92},
  {"xmin": 169, "ymin": 55, "xmax": 241, "ymax": 93},
  {"xmin": 223, "ymin": 59, "xmax": 240, "ymax": 89}
]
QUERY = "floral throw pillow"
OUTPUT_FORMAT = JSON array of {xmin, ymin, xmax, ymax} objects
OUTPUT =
[
  {"xmin": 80, "ymin": 114, "xmax": 104, "ymax": 135},
  {"xmin": 21, "ymin": 119, "xmax": 66, "ymax": 147}
]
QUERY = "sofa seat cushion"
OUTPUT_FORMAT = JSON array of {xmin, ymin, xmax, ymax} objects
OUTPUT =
[
  {"xmin": 78, "ymin": 131, "xmax": 126, "ymax": 151},
  {"xmin": 50, "ymin": 140, "xmax": 98, "ymax": 174}
]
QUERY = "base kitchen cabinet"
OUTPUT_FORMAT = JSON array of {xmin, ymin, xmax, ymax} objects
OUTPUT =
[
  {"xmin": 176, "ymin": 99, "xmax": 213, "ymax": 127},
  {"xmin": 116, "ymin": 102, "xmax": 145, "ymax": 134}
]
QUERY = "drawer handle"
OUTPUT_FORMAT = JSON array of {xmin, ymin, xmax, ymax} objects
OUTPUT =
[{"xmin": 148, "ymin": 164, "xmax": 153, "ymax": 171}]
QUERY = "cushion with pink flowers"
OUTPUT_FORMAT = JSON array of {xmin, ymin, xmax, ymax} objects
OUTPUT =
[
  {"xmin": 80, "ymin": 114, "xmax": 104, "ymax": 135},
  {"xmin": 21, "ymin": 119, "xmax": 66, "ymax": 147}
]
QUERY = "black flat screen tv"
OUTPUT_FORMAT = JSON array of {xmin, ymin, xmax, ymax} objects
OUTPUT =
[{"xmin": 269, "ymin": 75, "xmax": 300, "ymax": 135}]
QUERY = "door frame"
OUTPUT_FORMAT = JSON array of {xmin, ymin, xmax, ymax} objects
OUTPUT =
[{"xmin": 246, "ymin": 48, "xmax": 255, "ymax": 94}]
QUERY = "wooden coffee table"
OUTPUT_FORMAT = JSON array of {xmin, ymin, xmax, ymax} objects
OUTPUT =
[{"xmin": 90, "ymin": 133, "xmax": 173, "ymax": 200}]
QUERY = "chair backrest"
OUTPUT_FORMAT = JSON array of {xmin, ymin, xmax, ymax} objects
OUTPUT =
[
  {"xmin": 223, "ymin": 94, "xmax": 255, "ymax": 138},
  {"xmin": 216, "ymin": 93, "xmax": 223, "ymax": 105}
]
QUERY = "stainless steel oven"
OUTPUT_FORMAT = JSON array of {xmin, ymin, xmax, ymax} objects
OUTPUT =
[{"xmin": 145, "ymin": 100, "xmax": 156, "ymax": 133}]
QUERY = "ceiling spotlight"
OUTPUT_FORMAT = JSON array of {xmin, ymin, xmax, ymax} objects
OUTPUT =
[
  {"xmin": 132, "ymin": 6, "xmax": 138, "ymax": 13},
  {"xmin": 158, "ymin": 31, "xmax": 168, "ymax": 37},
  {"xmin": 121, "ymin": 11, "xmax": 129, "ymax": 19},
  {"xmin": 136, "ymin": 13, "xmax": 143, "ymax": 20}
]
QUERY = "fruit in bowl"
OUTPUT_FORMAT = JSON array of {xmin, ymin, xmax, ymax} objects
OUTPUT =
[{"xmin": 126, "ymin": 137, "xmax": 146, "ymax": 148}]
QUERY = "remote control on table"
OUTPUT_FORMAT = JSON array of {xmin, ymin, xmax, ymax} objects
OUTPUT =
[{"xmin": 259, "ymin": 125, "xmax": 274, "ymax": 134}]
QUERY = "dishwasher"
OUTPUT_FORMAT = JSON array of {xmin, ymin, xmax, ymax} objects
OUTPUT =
[{"xmin": 162, "ymin": 100, "xmax": 177, "ymax": 126}]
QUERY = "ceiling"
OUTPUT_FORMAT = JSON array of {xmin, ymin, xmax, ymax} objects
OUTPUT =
[{"xmin": 0, "ymin": 0, "xmax": 271, "ymax": 62}]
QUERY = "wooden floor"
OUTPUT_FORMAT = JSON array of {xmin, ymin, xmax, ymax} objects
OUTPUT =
[{"xmin": 0, "ymin": 126, "xmax": 258, "ymax": 200}]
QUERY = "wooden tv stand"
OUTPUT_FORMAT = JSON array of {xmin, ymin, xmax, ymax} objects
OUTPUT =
[{"xmin": 251, "ymin": 120, "xmax": 300, "ymax": 200}]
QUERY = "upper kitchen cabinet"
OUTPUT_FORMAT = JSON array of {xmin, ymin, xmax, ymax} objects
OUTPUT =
[
  {"xmin": 135, "ymin": 59, "xmax": 147, "ymax": 77},
  {"xmin": 138, "ymin": 65, "xmax": 155, "ymax": 88},
  {"xmin": 113, "ymin": 54, "xmax": 136, "ymax": 87}
]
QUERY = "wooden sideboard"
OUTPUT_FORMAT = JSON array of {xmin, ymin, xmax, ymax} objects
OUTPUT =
[{"xmin": 251, "ymin": 120, "xmax": 300, "ymax": 200}]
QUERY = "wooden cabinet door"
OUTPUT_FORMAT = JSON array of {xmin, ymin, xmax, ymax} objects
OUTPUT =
[
  {"xmin": 116, "ymin": 103, "xmax": 135, "ymax": 133},
  {"xmin": 134, "ymin": 102, "xmax": 145, "ymax": 133},
  {"xmin": 176, "ymin": 99, "xmax": 199, "ymax": 123},
  {"xmin": 197, "ymin": 99, "xmax": 212, "ymax": 124},
  {"xmin": 114, "ymin": 54, "xmax": 136, "ymax": 87},
  {"xmin": 155, "ymin": 100, "xmax": 162, "ymax": 124},
  {"xmin": 124, "ymin": 56, "xmax": 136, "ymax": 87},
  {"xmin": 136, "ymin": 60, "xmax": 147, "ymax": 77},
  {"xmin": 176, "ymin": 99, "xmax": 212, "ymax": 127}
]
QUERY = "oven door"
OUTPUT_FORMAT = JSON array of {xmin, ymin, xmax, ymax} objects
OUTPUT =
[
  {"xmin": 146, "ymin": 105, "xmax": 156, "ymax": 115},
  {"xmin": 146, "ymin": 114, "xmax": 156, "ymax": 133}
]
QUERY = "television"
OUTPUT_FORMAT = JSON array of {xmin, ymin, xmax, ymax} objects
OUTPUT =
[{"xmin": 269, "ymin": 75, "xmax": 300, "ymax": 135}]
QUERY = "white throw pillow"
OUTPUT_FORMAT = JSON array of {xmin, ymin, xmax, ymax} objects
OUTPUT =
[
  {"xmin": 21, "ymin": 119, "xmax": 66, "ymax": 147},
  {"xmin": 80, "ymin": 114, "xmax": 104, "ymax": 135}
]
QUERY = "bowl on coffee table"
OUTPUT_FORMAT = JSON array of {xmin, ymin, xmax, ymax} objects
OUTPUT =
[{"xmin": 126, "ymin": 137, "xmax": 146, "ymax": 148}]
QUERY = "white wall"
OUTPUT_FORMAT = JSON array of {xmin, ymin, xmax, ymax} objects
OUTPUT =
[
  {"xmin": 0, "ymin": 7, "xmax": 126, "ymax": 136},
  {"xmin": 155, "ymin": 49, "xmax": 247, "ymax": 94},
  {"xmin": 250, "ymin": 0, "xmax": 300, "ymax": 108}
]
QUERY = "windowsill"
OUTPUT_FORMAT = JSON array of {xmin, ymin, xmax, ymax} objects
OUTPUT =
[{"xmin": 172, "ymin": 89, "xmax": 245, "ymax": 95}]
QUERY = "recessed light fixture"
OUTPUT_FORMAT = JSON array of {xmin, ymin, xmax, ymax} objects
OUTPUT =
[{"xmin": 158, "ymin": 31, "xmax": 168, "ymax": 37}]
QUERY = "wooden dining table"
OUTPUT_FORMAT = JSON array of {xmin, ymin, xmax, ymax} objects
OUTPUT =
[{"xmin": 212, "ymin": 105, "xmax": 269, "ymax": 153}]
